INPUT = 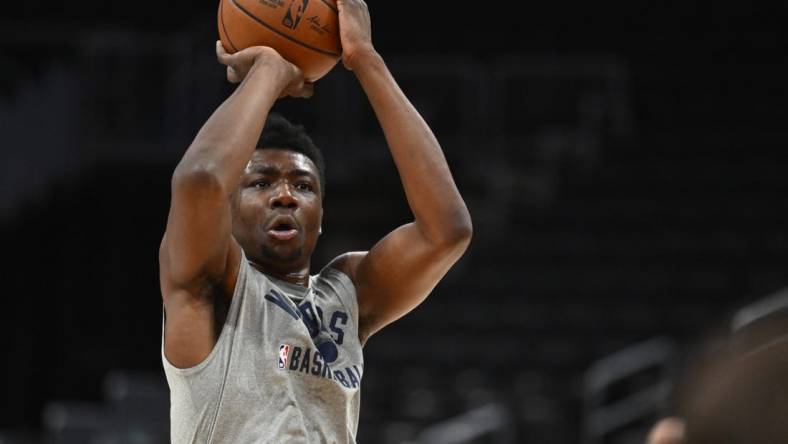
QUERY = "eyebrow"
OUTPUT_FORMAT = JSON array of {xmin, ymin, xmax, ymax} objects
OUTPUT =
[{"xmin": 250, "ymin": 166, "xmax": 316, "ymax": 180}]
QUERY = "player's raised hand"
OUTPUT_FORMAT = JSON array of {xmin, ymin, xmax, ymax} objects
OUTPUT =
[
  {"xmin": 336, "ymin": 0, "xmax": 374, "ymax": 71},
  {"xmin": 215, "ymin": 41, "xmax": 313, "ymax": 98}
]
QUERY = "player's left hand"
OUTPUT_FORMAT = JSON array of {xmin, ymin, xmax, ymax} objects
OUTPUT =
[{"xmin": 336, "ymin": 0, "xmax": 375, "ymax": 71}]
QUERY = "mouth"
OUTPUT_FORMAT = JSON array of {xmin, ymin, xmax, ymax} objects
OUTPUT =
[{"xmin": 267, "ymin": 220, "xmax": 299, "ymax": 241}]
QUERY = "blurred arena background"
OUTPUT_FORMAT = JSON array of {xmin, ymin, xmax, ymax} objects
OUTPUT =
[{"xmin": 1, "ymin": 2, "xmax": 787, "ymax": 443}]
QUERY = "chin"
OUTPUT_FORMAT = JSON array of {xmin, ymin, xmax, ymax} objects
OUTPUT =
[{"xmin": 261, "ymin": 244, "xmax": 303, "ymax": 265}]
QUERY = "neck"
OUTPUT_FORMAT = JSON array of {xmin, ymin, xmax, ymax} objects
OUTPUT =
[{"xmin": 249, "ymin": 261, "xmax": 310, "ymax": 287}]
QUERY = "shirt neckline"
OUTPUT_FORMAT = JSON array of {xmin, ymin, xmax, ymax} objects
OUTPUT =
[{"xmin": 265, "ymin": 273, "xmax": 313, "ymax": 298}]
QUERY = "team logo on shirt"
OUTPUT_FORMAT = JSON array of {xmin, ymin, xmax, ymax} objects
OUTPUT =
[
  {"xmin": 265, "ymin": 289, "xmax": 348, "ymax": 364},
  {"xmin": 278, "ymin": 344, "xmax": 291, "ymax": 369},
  {"xmin": 266, "ymin": 289, "xmax": 360, "ymax": 388}
]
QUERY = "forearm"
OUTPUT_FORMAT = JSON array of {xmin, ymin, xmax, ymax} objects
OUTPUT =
[
  {"xmin": 174, "ymin": 61, "xmax": 285, "ymax": 191},
  {"xmin": 353, "ymin": 52, "xmax": 472, "ymax": 241}
]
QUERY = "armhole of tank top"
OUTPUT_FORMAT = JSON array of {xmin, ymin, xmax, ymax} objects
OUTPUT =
[
  {"xmin": 161, "ymin": 249, "xmax": 249, "ymax": 376},
  {"xmin": 320, "ymin": 267, "xmax": 359, "ymax": 330}
]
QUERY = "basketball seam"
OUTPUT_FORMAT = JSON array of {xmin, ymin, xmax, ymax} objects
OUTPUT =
[
  {"xmin": 220, "ymin": 0, "xmax": 240, "ymax": 52},
  {"xmin": 229, "ymin": 0, "xmax": 340, "ymax": 58},
  {"xmin": 318, "ymin": 0, "xmax": 338, "ymax": 14}
]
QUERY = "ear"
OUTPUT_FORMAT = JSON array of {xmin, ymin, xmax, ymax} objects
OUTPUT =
[{"xmin": 318, "ymin": 207, "xmax": 324, "ymax": 236}]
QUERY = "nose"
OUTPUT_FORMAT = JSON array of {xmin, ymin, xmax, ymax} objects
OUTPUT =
[{"xmin": 269, "ymin": 182, "xmax": 298, "ymax": 209}]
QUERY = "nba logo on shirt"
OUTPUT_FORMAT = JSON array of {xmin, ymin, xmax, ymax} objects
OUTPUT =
[{"xmin": 278, "ymin": 344, "xmax": 290, "ymax": 369}]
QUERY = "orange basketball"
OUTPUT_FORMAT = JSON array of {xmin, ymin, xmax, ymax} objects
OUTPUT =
[{"xmin": 218, "ymin": 0, "xmax": 341, "ymax": 82}]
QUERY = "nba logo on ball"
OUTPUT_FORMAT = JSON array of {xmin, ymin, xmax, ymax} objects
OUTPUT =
[
  {"xmin": 278, "ymin": 344, "xmax": 290, "ymax": 369},
  {"xmin": 218, "ymin": 0, "xmax": 340, "ymax": 81},
  {"xmin": 282, "ymin": 0, "xmax": 308, "ymax": 29}
]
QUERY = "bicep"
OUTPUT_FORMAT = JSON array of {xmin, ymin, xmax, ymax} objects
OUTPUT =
[
  {"xmin": 159, "ymin": 173, "xmax": 242, "ymax": 368},
  {"xmin": 349, "ymin": 222, "xmax": 469, "ymax": 340}
]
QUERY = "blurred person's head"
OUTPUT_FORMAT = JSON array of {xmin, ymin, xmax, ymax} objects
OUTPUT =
[
  {"xmin": 666, "ymin": 312, "xmax": 788, "ymax": 444},
  {"xmin": 644, "ymin": 308, "xmax": 788, "ymax": 444},
  {"xmin": 678, "ymin": 337, "xmax": 788, "ymax": 444}
]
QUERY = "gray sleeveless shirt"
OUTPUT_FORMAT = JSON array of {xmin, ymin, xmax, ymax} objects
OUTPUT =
[{"xmin": 162, "ymin": 250, "xmax": 364, "ymax": 443}]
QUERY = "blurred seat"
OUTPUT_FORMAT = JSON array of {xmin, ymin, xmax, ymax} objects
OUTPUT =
[
  {"xmin": 40, "ymin": 370, "xmax": 170, "ymax": 444},
  {"xmin": 581, "ymin": 336, "xmax": 677, "ymax": 444},
  {"xmin": 508, "ymin": 368, "xmax": 574, "ymax": 444},
  {"xmin": 42, "ymin": 402, "xmax": 105, "ymax": 444},
  {"xmin": 101, "ymin": 370, "xmax": 170, "ymax": 443},
  {"xmin": 730, "ymin": 286, "xmax": 788, "ymax": 356},
  {"xmin": 0, "ymin": 429, "xmax": 40, "ymax": 444},
  {"xmin": 391, "ymin": 366, "xmax": 446, "ymax": 422},
  {"xmin": 413, "ymin": 402, "xmax": 515, "ymax": 444}
]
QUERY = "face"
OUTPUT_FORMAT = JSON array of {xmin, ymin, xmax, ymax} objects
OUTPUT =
[{"xmin": 232, "ymin": 148, "xmax": 323, "ymax": 274}]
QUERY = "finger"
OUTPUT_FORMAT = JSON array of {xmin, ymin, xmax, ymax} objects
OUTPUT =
[{"xmin": 216, "ymin": 41, "xmax": 233, "ymax": 66}]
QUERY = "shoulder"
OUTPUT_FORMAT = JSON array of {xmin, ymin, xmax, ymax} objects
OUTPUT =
[
  {"xmin": 321, "ymin": 251, "xmax": 367, "ymax": 289},
  {"xmin": 323, "ymin": 251, "xmax": 367, "ymax": 286}
]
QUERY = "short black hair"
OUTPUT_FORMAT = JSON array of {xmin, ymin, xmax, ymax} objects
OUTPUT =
[{"xmin": 257, "ymin": 113, "xmax": 326, "ymax": 198}]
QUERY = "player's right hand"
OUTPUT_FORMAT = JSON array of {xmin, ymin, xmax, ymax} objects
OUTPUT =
[{"xmin": 215, "ymin": 41, "xmax": 313, "ymax": 98}]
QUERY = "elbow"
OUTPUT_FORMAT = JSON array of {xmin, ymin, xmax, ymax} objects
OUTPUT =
[
  {"xmin": 452, "ymin": 216, "xmax": 474, "ymax": 249},
  {"xmin": 435, "ymin": 211, "xmax": 473, "ymax": 253}
]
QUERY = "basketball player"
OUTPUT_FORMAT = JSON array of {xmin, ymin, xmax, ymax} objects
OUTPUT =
[{"xmin": 159, "ymin": 0, "xmax": 472, "ymax": 442}]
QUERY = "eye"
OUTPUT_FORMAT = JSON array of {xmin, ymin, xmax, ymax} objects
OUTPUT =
[
  {"xmin": 252, "ymin": 180, "xmax": 269, "ymax": 189},
  {"xmin": 296, "ymin": 182, "xmax": 314, "ymax": 192}
]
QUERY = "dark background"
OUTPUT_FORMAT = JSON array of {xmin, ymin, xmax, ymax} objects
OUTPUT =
[{"xmin": 1, "ymin": 2, "xmax": 787, "ymax": 443}]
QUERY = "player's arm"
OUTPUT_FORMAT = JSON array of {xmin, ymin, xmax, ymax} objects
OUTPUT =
[
  {"xmin": 160, "ymin": 43, "xmax": 311, "ymax": 368},
  {"xmin": 329, "ymin": 0, "xmax": 473, "ymax": 343}
]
